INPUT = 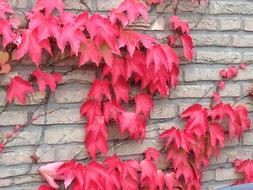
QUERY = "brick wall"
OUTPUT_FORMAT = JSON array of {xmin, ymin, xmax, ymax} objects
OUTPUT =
[{"xmin": 1, "ymin": 0, "xmax": 253, "ymax": 189}]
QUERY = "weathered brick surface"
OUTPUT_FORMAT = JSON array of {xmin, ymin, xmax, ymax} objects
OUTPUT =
[
  {"xmin": 1, "ymin": 0, "xmax": 253, "ymax": 189},
  {"xmin": 210, "ymin": 1, "xmax": 253, "ymax": 15},
  {"xmin": 219, "ymin": 17, "xmax": 241, "ymax": 31},
  {"xmin": 244, "ymin": 18, "xmax": 253, "ymax": 31},
  {"xmin": 196, "ymin": 51, "xmax": 241, "ymax": 64},
  {"xmin": 215, "ymin": 168, "xmax": 240, "ymax": 181},
  {"xmin": 232, "ymin": 35, "xmax": 253, "ymax": 47}
]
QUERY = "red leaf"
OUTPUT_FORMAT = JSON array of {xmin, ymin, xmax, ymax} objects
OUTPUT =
[
  {"xmin": 212, "ymin": 92, "xmax": 221, "ymax": 103},
  {"xmin": 88, "ymin": 14, "xmax": 119, "ymax": 54},
  {"xmin": 122, "ymin": 160, "xmax": 140, "ymax": 190},
  {"xmin": 32, "ymin": 70, "xmax": 62, "ymax": 92},
  {"xmin": 28, "ymin": 12, "xmax": 60, "ymax": 42},
  {"xmin": 0, "ymin": 19, "xmax": 16, "ymax": 47},
  {"xmin": 180, "ymin": 34, "xmax": 193, "ymax": 61},
  {"xmin": 80, "ymin": 99, "xmax": 102, "ymax": 122},
  {"xmin": 139, "ymin": 34, "xmax": 158, "ymax": 50},
  {"xmin": 79, "ymin": 39, "xmax": 101, "ymax": 67},
  {"xmin": 219, "ymin": 66, "xmax": 238, "ymax": 79},
  {"xmin": 164, "ymin": 172, "xmax": 175, "ymax": 190},
  {"xmin": 140, "ymin": 158, "xmax": 164, "ymax": 190},
  {"xmin": 135, "ymin": 93, "xmax": 153, "ymax": 118},
  {"xmin": 233, "ymin": 159, "xmax": 253, "ymax": 184},
  {"xmin": 218, "ymin": 80, "xmax": 225, "ymax": 90},
  {"xmin": 0, "ymin": 0, "xmax": 13, "ymax": 19},
  {"xmin": 116, "ymin": 0, "xmax": 148, "ymax": 24},
  {"xmin": 16, "ymin": 29, "xmax": 51, "ymax": 67},
  {"xmin": 146, "ymin": 44, "xmax": 167, "ymax": 73},
  {"xmin": 209, "ymin": 122, "xmax": 225, "ymax": 149},
  {"xmin": 160, "ymin": 127, "xmax": 195, "ymax": 152},
  {"xmin": 144, "ymin": 147, "xmax": 160, "ymax": 161},
  {"xmin": 85, "ymin": 116, "xmax": 108, "ymax": 159},
  {"xmin": 39, "ymin": 185, "xmax": 56, "ymax": 190},
  {"xmin": 33, "ymin": 0, "xmax": 63, "ymax": 17},
  {"xmin": 109, "ymin": 8, "xmax": 129, "ymax": 28},
  {"xmin": 103, "ymin": 56, "xmax": 127, "ymax": 84},
  {"xmin": 234, "ymin": 105, "xmax": 251, "ymax": 140},
  {"xmin": 113, "ymin": 79, "xmax": 130, "ymax": 104},
  {"xmin": 7, "ymin": 76, "xmax": 34, "ymax": 104},
  {"xmin": 125, "ymin": 51, "xmax": 145, "ymax": 80},
  {"xmin": 181, "ymin": 104, "xmax": 208, "ymax": 137},
  {"xmin": 118, "ymin": 29, "xmax": 140, "ymax": 57},
  {"xmin": 0, "ymin": 142, "xmax": 4, "ymax": 153},
  {"xmin": 58, "ymin": 23, "xmax": 85, "ymax": 55},
  {"xmin": 170, "ymin": 16, "xmax": 190, "ymax": 35},
  {"xmin": 88, "ymin": 80, "xmax": 112, "ymax": 101},
  {"xmin": 103, "ymin": 101, "xmax": 124, "ymax": 123},
  {"xmin": 39, "ymin": 162, "xmax": 64, "ymax": 188},
  {"xmin": 118, "ymin": 112, "xmax": 146, "ymax": 140},
  {"xmin": 239, "ymin": 63, "xmax": 247, "ymax": 69}
]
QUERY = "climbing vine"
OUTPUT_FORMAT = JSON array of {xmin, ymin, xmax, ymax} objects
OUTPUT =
[{"xmin": 0, "ymin": 0, "xmax": 252, "ymax": 189}]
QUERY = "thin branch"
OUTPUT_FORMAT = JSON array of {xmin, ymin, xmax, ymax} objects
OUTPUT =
[{"xmin": 80, "ymin": 0, "xmax": 93, "ymax": 14}]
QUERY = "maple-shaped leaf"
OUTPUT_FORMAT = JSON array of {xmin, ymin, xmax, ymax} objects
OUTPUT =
[
  {"xmin": 140, "ymin": 158, "xmax": 164, "ymax": 190},
  {"xmin": 57, "ymin": 24, "xmax": 86, "ymax": 56},
  {"xmin": 139, "ymin": 34, "xmax": 158, "ymax": 50},
  {"xmin": 0, "ymin": 0, "xmax": 13, "ymax": 19},
  {"xmin": 234, "ymin": 105, "xmax": 251, "ymax": 140},
  {"xmin": 7, "ymin": 76, "xmax": 34, "ymax": 104},
  {"xmin": 144, "ymin": 147, "xmax": 160, "ymax": 161},
  {"xmin": 80, "ymin": 99, "xmax": 102, "ymax": 122},
  {"xmin": 39, "ymin": 162, "xmax": 64, "ymax": 188},
  {"xmin": 28, "ymin": 12, "xmax": 60, "ymax": 42},
  {"xmin": 118, "ymin": 29, "xmax": 140, "ymax": 57},
  {"xmin": 118, "ymin": 112, "xmax": 146, "ymax": 140},
  {"xmin": 180, "ymin": 34, "xmax": 193, "ymax": 61},
  {"xmin": 57, "ymin": 161, "xmax": 85, "ymax": 189},
  {"xmin": 135, "ymin": 93, "xmax": 153, "ymax": 118},
  {"xmin": 85, "ymin": 116, "xmax": 108, "ymax": 159},
  {"xmin": 88, "ymin": 14, "xmax": 119, "ymax": 54},
  {"xmin": 160, "ymin": 127, "xmax": 195, "ymax": 152},
  {"xmin": 113, "ymin": 79, "xmax": 130, "ymax": 104},
  {"xmin": 125, "ymin": 51, "xmax": 145, "ymax": 80},
  {"xmin": 103, "ymin": 155, "xmax": 123, "ymax": 189},
  {"xmin": 122, "ymin": 160, "xmax": 140, "ymax": 190},
  {"xmin": 164, "ymin": 172, "xmax": 175, "ymax": 190},
  {"xmin": 233, "ymin": 159, "xmax": 253, "ymax": 184},
  {"xmin": 32, "ymin": 70, "xmax": 62, "ymax": 92},
  {"xmin": 181, "ymin": 104, "xmax": 208, "ymax": 137},
  {"xmin": 166, "ymin": 148, "xmax": 195, "ymax": 182},
  {"xmin": 98, "ymin": 43, "xmax": 115, "ymax": 68},
  {"xmin": 146, "ymin": 44, "xmax": 167, "ymax": 73},
  {"xmin": 103, "ymin": 101, "xmax": 124, "ymax": 123},
  {"xmin": 169, "ymin": 16, "xmax": 190, "ymax": 35},
  {"xmin": 103, "ymin": 56, "xmax": 127, "ymax": 84},
  {"xmin": 109, "ymin": 8, "xmax": 129, "ymax": 28},
  {"xmin": 84, "ymin": 161, "xmax": 109, "ymax": 189},
  {"xmin": 15, "ymin": 29, "xmax": 51, "ymax": 67},
  {"xmin": 79, "ymin": 39, "xmax": 101, "ymax": 67},
  {"xmin": 33, "ymin": 0, "xmax": 63, "ymax": 17},
  {"xmin": 219, "ymin": 66, "xmax": 238, "ymax": 80},
  {"xmin": 116, "ymin": 0, "xmax": 148, "ymax": 24},
  {"xmin": 0, "ymin": 19, "xmax": 16, "ymax": 47},
  {"xmin": 88, "ymin": 80, "xmax": 112, "ymax": 101},
  {"xmin": 208, "ymin": 122, "xmax": 225, "ymax": 149}
]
